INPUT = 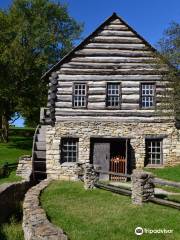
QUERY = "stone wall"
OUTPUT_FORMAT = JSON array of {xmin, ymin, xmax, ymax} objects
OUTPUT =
[
  {"xmin": 16, "ymin": 155, "xmax": 32, "ymax": 181},
  {"xmin": 0, "ymin": 181, "xmax": 31, "ymax": 223},
  {"xmin": 131, "ymin": 170, "xmax": 154, "ymax": 205},
  {"xmin": 46, "ymin": 120, "xmax": 178, "ymax": 179},
  {"xmin": 84, "ymin": 164, "xmax": 99, "ymax": 189},
  {"xmin": 23, "ymin": 179, "xmax": 68, "ymax": 240}
]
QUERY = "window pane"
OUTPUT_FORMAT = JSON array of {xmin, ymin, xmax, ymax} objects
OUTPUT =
[
  {"xmin": 73, "ymin": 84, "xmax": 87, "ymax": 107},
  {"xmin": 61, "ymin": 139, "xmax": 78, "ymax": 163},
  {"xmin": 141, "ymin": 84, "xmax": 155, "ymax": 108},
  {"xmin": 107, "ymin": 83, "xmax": 120, "ymax": 107},
  {"xmin": 145, "ymin": 139, "xmax": 162, "ymax": 165}
]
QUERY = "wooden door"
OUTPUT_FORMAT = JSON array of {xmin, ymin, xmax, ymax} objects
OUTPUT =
[{"xmin": 93, "ymin": 142, "xmax": 110, "ymax": 180}]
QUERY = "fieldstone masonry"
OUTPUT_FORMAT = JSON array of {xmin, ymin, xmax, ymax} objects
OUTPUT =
[
  {"xmin": 16, "ymin": 155, "xmax": 32, "ymax": 181},
  {"xmin": 131, "ymin": 169, "xmax": 154, "ymax": 205},
  {"xmin": 23, "ymin": 179, "xmax": 68, "ymax": 240},
  {"xmin": 84, "ymin": 164, "xmax": 99, "ymax": 189},
  {"xmin": 46, "ymin": 120, "xmax": 179, "ymax": 180},
  {"xmin": 0, "ymin": 181, "xmax": 31, "ymax": 223}
]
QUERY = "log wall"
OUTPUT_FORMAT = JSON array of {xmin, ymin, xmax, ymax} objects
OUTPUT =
[{"xmin": 47, "ymin": 16, "xmax": 170, "ymax": 122}]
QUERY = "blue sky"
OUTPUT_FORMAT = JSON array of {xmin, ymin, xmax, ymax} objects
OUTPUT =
[
  {"xmin": 0, "ymin": 0, "xmax": 180, "ymax": 127},
  {"xmin": 1, "ymin": 0, "xmax": 180, "ymax": 46}
]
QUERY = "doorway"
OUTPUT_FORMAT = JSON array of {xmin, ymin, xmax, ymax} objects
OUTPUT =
[{"xmin": 90, "ymin": 138, "xmax": 131, "ymax": 180}]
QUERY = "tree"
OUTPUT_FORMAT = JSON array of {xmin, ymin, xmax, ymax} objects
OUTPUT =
[
  {"xmin": 157, "ymin": 22, "xmax": 180, "ymax": 122},
  {"xmin": 0, "ymin": 0, "xmax": 83, "ymax": 141}
]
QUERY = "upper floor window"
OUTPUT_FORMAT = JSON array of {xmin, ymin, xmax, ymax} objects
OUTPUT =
[
  {"xmin": 61, "ymin": 138, "xmax": 78, "ymax": 163},
  {"xmin": 141, "ymin": 83, "xmax": 155, "ymax": 108},
  {"xmin": 73, "ymin": 83, "xmax": 87, "ymax": 108},
  {"xmin": 106, "ymin": 83, "xmax": 121, "ymax": 108},
  {"xmin": 145, "ymin": 139, "xmax": 163, "ymax": 166}
]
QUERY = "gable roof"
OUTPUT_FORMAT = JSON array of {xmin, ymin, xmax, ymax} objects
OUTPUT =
[{"xmin": 41, "ymin": 12, "xmax": 158, "ymax": 80}]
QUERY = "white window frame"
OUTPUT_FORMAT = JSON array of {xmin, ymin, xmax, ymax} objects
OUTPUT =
[
  {"xmin": 106, "ymin": 83, "xmax": 121, "ymax": 108},
  {"xmin": 73, "ymin": 83, "xmax": 87, "ymax": 108},
  {"xmin": 141, "ymin": 83, "xmax": 155, "ymax": 108}
]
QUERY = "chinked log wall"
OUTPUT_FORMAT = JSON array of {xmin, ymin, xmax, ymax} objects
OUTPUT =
[{"xmin": 50, "ymin": 18, "xmax": 169, "ymax": 121}]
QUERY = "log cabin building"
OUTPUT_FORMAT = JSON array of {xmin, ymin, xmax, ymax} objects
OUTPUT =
[{"xmin": 33, "ymin": 13, "xmax": 180, "ymax": 181}]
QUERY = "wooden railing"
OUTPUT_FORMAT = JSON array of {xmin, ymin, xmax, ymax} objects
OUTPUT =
[
  {"xmin": 0, "ymin": 162, "xmax": 18, "ymax": 177},
  {"xmin": 152, "ymin": 178, "xmax": 180, "ymax": 188},
  {"xmin": 110, "ymin": 156, "xmax": 126, "ymax": 181},
  {"xmin": 95, "ymin": 169, "xmax": 131, "ymax": 179}
]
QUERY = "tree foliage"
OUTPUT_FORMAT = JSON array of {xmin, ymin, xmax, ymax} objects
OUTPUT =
[
  {"xmin": 0, "ymin": 0, "xmax": 83, "ymax": 141},
  {"xmin": 157, "ymin": 22, "xmax": 180, "ymax": 122}
]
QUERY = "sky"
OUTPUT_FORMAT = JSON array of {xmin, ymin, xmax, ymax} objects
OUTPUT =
[{"xmin": 0, "ymin": 0, "xmax": 180, "ymax": 127}]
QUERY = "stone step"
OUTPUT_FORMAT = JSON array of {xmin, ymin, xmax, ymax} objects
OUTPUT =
[
  {"xmin": 34, "ymin": 150, "xmax": 46, "ymax": 159},
  {"xmin": 35, "ymin": 142, "xmax": 46, "ymax": 151}
]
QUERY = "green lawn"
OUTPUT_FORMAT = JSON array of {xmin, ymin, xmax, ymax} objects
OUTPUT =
[
  {"xmin": 0, "ymin": 135, "xmax": 32, "ymax": 166},
  {"xmin": 41, "ymin": 181, "xmax": 180, "ymax": 240},
  {"xmin": 145, "ymin": 165, "xmax": 180, "ymax": 182},
  {"xmin": 0, "ymin": 218, "xmax": 23, "ymax": 240},
  {"xmin": 0, "ymin": 128, "xmax": 33, "ymax": 184},
  {"xmin": 0, "ymin": 170, "xmax": 22, "ymax": 185}
]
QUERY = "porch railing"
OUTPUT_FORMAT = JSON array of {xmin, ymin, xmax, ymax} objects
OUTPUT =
[{"xmin": 110, "ymin": 156, "xmax": 126, "ymax": 181}]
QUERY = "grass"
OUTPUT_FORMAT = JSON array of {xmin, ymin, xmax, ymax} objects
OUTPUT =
[
  {"xmin": 145, "ymin": 165, "xmax": 180, "ymax": 182},
  {"xmin": 0, "ymin": 135, "xmax": 32, "ymax": 166},
  {"xmin": 0, "ymin": 128, "xmax": 33, "ymax": 184},
  {"xmin": 0, "ymin": 218, "xmax": 24, "ymax": 240},
  {"xmin": 0, "ymin": 206, "xmax": 24, "ymax": 240},
  {"xmin": 166, "ymin": 195, "xmax": 180, "ymax": 203},
  {"xmin": 41, "ymin": 181, "xmax": 180, "ymax": 240},
  {"xmin": 0, "ymin": 171, "xmax": 22, "ymax": 185}
]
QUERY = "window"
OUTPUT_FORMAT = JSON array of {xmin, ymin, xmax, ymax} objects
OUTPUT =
[
  {"xmin": 61, "ymin": 138, "xmax": 78, "ymax": 163},
  {"xmin": 145, "ymin": 139, "xmax": 162, "ymax": 166},
  {"xmin": 106, "ymin": 83, "xmax": 121, "ymax": 108},
  {"xmin": 141, "ymin": 83, "xmax": 155, "ymax": 108},
  {"xmin": 73, "ymin": 83, "xmax": 87, "ymax": 108}
]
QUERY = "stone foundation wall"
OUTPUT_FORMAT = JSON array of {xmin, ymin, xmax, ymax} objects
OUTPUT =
[
  {"xmin": 16, "ymin": 155, "xmax": 32, "ymax": 181},
  {"xmin": 46, "ymin": 121, "xmax": 179, "ymax": 179},
  {"xmin": 23, "ymin": 179, "xmax": 68, "ymax": 240},
  {"xmin": 0, "ymin": 181, "xmax": 31, "ymax": 223}
]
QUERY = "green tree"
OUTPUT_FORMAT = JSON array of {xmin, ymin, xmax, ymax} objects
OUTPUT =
[
  {"xmin": 0, "ymin": 0, "xmax": 83, "ymax": 141},
  {"xmin": 157, "ymin": 22, "xmax": 180, "ymax": 122}
]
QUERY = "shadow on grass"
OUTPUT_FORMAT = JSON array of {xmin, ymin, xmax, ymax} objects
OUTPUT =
[
  {"xmin": 0, "ymin": 204, "xmax": 23, "ymax": 240},
  {"xmin": 0, "ymin": 227, "xmax": 6, "ymax": 240}
]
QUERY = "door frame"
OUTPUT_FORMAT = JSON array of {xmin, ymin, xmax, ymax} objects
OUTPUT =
[{"xmin": 90, "ymin": 137, "xmax": 131, "ymax": 175}]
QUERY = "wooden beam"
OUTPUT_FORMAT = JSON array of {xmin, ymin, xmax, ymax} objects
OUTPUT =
[
  {"xmin": 153, "ymin": 178, "xmax": 180, "ymax": 188},
  {"xmin": 72, "ymin": 56, "xmax": 156, "ymax": 63},
  {"xmin": 55, "ymin": 116, "xmax": 171, "ymax": 123},
  {"xmin": 149, "ymin": 197, "xmax": 180, "ymax": 210},
  {"xmin": 59, "ymin": 68, "xmax": 162, "ymax": 75},
  {"xmin": 58, "ymin": 74, "xmax": 162, "ymax": 81},
  {"xmin": 61, "ymin": 62, "xmax": 158, "ymax": 69},
  {"xmin": 75, "ymin": 49, "xmax": 153, "ymax": 57},
  {"xmin": 99, "ymin": 30, "xmax": 135, "ymax": 37},
  {"xmin": 92, "ymin": 36, "xmax": 142, "ymax": 43}
]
